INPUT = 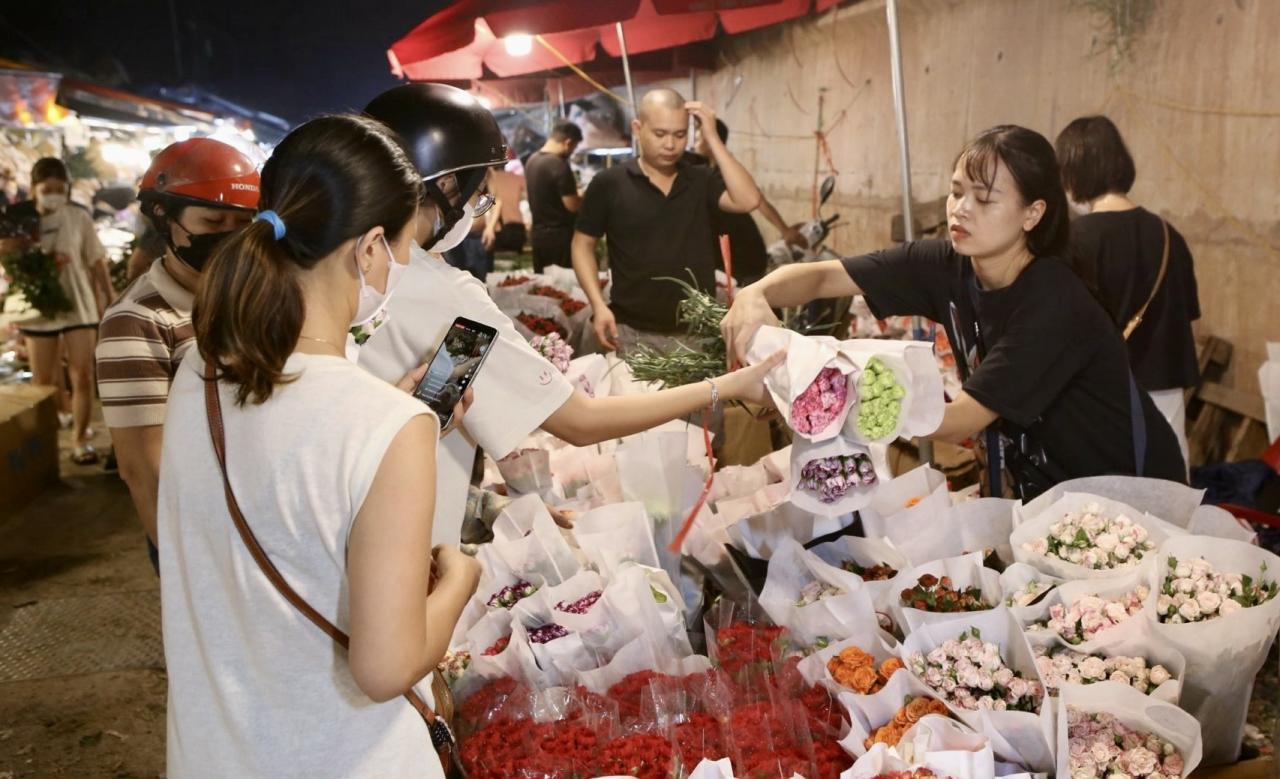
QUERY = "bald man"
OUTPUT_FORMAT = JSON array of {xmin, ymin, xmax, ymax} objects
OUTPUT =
[{"xmin": 572, "ymin": 89, "xmax": 762, "ymax": 354}]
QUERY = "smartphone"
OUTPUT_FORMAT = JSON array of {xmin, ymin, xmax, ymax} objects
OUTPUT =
[{"xmin": 412, "ymin": 316, "xmax": 498, "ymax": 428}]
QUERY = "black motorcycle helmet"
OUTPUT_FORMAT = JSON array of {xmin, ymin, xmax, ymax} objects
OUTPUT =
[{"xmin": 364, "ymin": 83, "xmax": 508, "ymax": 247}]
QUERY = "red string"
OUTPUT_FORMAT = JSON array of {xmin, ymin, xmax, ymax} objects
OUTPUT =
[
  {"xmin": 670, "ymin": 234, "xmax": 735, "ymax": 554},
  {"xmin": 669, "ymin": 413, "xmax": 716, "ymax": 554}
]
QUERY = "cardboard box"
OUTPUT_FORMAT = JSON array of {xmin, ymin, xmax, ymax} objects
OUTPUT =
[{"xmin": 0, "ymin": 384, "xmax": 59, "ymax": 518}]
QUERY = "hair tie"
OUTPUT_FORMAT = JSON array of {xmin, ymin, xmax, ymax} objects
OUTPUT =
[{"xmin": 255, "ymin": 210, "xmax": 286, "ymax": 240}]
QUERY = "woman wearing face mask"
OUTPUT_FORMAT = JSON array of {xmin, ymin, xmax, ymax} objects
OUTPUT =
[
  {"xmin": 721, "ymin": 125, "xmax": 1186, "ymax": 499},
  {"xmin": 1, "ymin": 158, "xmax": 114, "ymax": 463},
  {"xmin": 1056, "ymin": 116, "xmax": 1200, "ymax": 471},
  {"xmin": 358, "ymin": 84, "xmax": 784, "ymax": 546},
  {"xmin": 156, "ymin": 114, "xmax": 477, "ymax": 777}
]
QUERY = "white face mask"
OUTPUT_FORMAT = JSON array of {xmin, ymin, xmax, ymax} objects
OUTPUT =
[
  {"xmin": 37, "ymin": 193, "xmax": 67, "ymax": 214},
  {"xmin": 352, "ymin": 235, "xmax": 408, "ymax": 328},
  {"xmin": 426, "ymin": 201, "xmax": 476, "ymax": 254}
]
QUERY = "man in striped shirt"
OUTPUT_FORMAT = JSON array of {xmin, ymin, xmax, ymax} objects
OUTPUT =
[{"xmin": 96, "ymin": 138, "xmax": 259, "ymax": 570}]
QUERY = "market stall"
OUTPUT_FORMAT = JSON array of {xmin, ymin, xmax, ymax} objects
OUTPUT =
[{"xmin": 428, "ymin": 270, "xmax": 1279, "ymax": 778}]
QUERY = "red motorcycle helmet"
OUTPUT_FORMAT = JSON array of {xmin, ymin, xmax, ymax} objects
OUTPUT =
[{"xmin": 139, "ymin": 137, "xmax": 260, "ymax": 212}]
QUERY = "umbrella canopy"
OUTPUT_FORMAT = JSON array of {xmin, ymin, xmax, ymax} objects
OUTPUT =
[{"xmin": 389, "ymin": 0, "xmax": 839, "ymax": 82}]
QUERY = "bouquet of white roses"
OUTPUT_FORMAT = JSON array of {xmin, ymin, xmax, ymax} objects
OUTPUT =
[{"xmin": 1155, "ymin": 555, "xmax": 1278, "ymax": 624}]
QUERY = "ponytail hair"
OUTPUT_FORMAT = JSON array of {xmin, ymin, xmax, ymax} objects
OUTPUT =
[{"xmin": 195, "ymin": 114, "xmax": 422, "ymax": 405}]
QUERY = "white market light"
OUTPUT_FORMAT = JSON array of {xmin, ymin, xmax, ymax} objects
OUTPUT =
[{"xmin": 503, "ymin": 34, "xmax": 533, "ymax": 56}]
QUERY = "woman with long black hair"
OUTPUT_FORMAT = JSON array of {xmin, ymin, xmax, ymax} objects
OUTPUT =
[
  {"xmin": 157, "ymin": 114, "xmax": 474, "ymax": 777},
  {"xmin": 721, "ymin": 125, "xmax": 1186, "ymax": 498}
]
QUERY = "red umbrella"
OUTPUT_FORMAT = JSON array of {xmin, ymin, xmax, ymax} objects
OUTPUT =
[{"xmin": 388, "ymin": 0, "xmax": 836, "ymax": 83}]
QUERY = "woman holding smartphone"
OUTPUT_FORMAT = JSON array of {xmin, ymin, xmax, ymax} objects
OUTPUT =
[
  {"xmin": 156, "ymin": 114, "xmax": 474, "ymax": 777},
  {"xmin": 359, "ymin": 83, "xmax": 784, "ymax": 544},
  {"xmin": 721, "ymin": 125, "xmax": 1185, "ymax": 498}
]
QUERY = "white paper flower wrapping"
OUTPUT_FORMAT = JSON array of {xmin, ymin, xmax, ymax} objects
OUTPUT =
[
  {"xmin": 859, "ymin": 465, "xmax": 950, "ymax": 539},
  {"xmin": 1143, "ymin": 536, "xmax": 1280, "ymax": 765},
  {"xmin": 789, "ymin": 434, "xmax": 883, "ymax": 516},
  {"xmin": 574, "ymin": 633, "xmax": 709, "ymax": 696},
  {"xmin": 1010, "ymin": 492, "xmax": 1186, "ymax": 580},
  {"xmin": 746, "ymin": 325, "xmax": 857, "ymax": 442},
  {"xmin": 836, "ymin": 665, "xmax": 939, "ymax": 758},
  {"xmin": 888, "ymin": 551, "xmax": 1004, "ymax": 635},
  {"xmin": 759, "ymin": 537, "xmax": 875, "ymax": 646},
  {"xmin": 796, "ymin": 629, "xmax": 901, "ymax": 697},
  {"xmin": 724, "ymin": 484, "xmax": 854, "ymax": 560},
  {"xmin": 1013, "ymin": 476, "xmax": 1204, "ymax": 531},
  {"xmin": 1055, "ymin": 682, "xmax": 1202, "ymax": 779},
  {"xmin": 1021, "ymin": 615, "xmax": 1186, "ymax": 706},
  {"xmin": 809, "ymin": 536, "xmax": 912, "ymax": 616},
  {"xmin": 898, "ymin": 607, "xmax": 1055, "ymax": 773}
]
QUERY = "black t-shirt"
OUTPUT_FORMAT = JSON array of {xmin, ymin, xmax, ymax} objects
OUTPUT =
[
  {"xmin": 843, "ymin": 240, "xmax": 1186, "ymax": 484},
  {"xmin": 1070, "ymin": 208, "xmax": 1200, "ymax": 391},
  {"xmin": 576, "ymin": 159, "xmax": 726, "ymax": 333},
  {"xmin": 525, "ymin": 151, "xmax": 578, "ymax": 234},
  {"xmin": 681, "ymin": 151, "xmax": 768, "ymax": 283}
]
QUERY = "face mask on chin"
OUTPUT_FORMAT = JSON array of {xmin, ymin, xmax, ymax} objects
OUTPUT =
[{"xmin": 424, "ymin": 201, "xmax": 476, "ymax": 254}]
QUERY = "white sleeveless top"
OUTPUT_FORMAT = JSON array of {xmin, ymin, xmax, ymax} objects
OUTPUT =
[{"xmin": 157, "ymin": 351, "xmax": 442, "ymax": 779}]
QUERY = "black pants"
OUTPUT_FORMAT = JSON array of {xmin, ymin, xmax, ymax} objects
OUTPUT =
[
  {"xmin": 489, "ymin": 223, "xmax": 526, "ymax": 255},
  {"xmin": 531, "ymin": 227, "xmax": 573, "ymax": 273}
]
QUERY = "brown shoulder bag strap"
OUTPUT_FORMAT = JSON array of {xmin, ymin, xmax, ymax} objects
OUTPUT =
[
  {"xmin": 200, "ymin": 363, "xmax": 461, "ymax": 770},
  {"xmin": 1123, "ymin": 218, "xmax": 1171, "ymax": 340}
]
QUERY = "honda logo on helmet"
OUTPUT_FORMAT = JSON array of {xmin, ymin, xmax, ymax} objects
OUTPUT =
[{"xmin": 230, "ymin": 182, "xmax": 259, "ymax": 192}]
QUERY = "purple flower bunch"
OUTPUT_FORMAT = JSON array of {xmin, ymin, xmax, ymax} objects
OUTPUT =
[
  {"xmin": 528, "ymin": 623, "xmax": 569, "ymax": 644},
  {"xmin": 791, "ymin": 367, "xmax": 851, "ymax": 434},
  {"xmin": 555, "ymin": 590, "xmax": 603, "ymax": 615},
  {"xmin": 1067, "ymin": 708, "xmax": 1184, "ymax": 779},
  {"xmin": 486, "ymin": 579, "xmax": 539, "ymax": 610},
  {"xmin": 798, "ymin": 452, "xmax": 877, "ymax": 503},
  {"xmin": 530, "ymin": 332, "xmax": 573, "ymax": 373}
]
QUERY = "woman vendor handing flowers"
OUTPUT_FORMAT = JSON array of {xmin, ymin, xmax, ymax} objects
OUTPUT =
[{"xmin": 721, "ymin": 125, "xmax": 1186, "ymax": 499}]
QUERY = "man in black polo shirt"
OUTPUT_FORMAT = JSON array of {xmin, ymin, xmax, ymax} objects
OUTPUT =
[
  {"xmin": 526, "ymin": 120, "xmax": 583, "ymax": 272},
  {"xmin": 572, "ymin": 88, "xmax": 763, "ymax": 353}
]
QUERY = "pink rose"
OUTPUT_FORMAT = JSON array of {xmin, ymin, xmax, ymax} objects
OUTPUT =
[
  {"xmin": 1125, "ymin": 747, "xmax": 1159, "ymax": 776},
  {"xmin": 1163, "ymin": 753, "xmax": 1184, "ymax": 776},
  {"xmin": 1079, "ymin": 656, "xmax": 1108, "ymax": 680},
  {"xmin": 1220, "ymin": 598, "xmax": 1244, "ymax": 617}
]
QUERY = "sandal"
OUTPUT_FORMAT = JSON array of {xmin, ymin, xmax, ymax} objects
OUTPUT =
[{"xmin": 71, "ymin": 443, "xmax": 99, "ymax": 465}]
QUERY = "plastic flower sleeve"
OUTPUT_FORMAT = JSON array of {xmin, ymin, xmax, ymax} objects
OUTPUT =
[
  {"xmin": 479, "ymin": 508, "xmax": 580, "ymax": 587},
  {"xmin": 790, "ymin": 435, "xmax": 882, "ymax": 517},
  {"xmin": 1056, "ymin": 683, "xmax": 1202, "ymax": 779},
  {"xmin": 490, "ymin": 493, "xmax": 555, "ymax": 543},
  {"xmin": 888, "ymin": 552, "xmax": 1004, "ymax": 636},
  {"xmin": 570, "ymin": 501, "xmax": 661, "ymax": 575},
  {"xmin": 898, "ymin": 607, "xmax": 1055, "ymax": 773},
  {"xmin": 495, "ymin": 446, "xmax": 556, "ymax": 498},
  {"xmin": 746, "ymin": 325, "xmax": 856, "ymax": 442},
  {"xmin": 1144, "ymin": 536, "xmax": 1280, "ymax": 765},
  {"xmin": 1009, "ymin": 492, "xmax": 1186, "ymax": 580},
  {"xmin": 575, "ymin": 634, "xmax": 711, "ymax": 696}
]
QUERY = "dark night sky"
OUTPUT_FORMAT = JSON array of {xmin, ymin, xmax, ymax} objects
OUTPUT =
[{"xmin": 1, "ymin": 0, "xmax": 454, "ymax": 124}]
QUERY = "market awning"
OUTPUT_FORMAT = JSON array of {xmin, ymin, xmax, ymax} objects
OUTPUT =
[
  {"xmin": 389, "ymin": 0, "xmax": 839, "ymax": 83},
  {"xmin": 55, "ymin": 79, "xmax": 217, "ymax": 129}
]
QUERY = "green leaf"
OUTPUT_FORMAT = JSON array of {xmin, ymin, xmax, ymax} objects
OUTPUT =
[{"xmin": 1168, "ymin": 556, "xmax": 1178, "ymax": 570}]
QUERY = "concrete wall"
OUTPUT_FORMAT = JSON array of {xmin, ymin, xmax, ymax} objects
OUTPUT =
[{"xmin": 682, "ymin": 0, "xmax": 1280, "ymax": 392}]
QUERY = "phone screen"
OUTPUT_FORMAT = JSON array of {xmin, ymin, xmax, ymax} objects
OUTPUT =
[{"xmin": 412, "ymin": 317, "xmax": 497, "ymax": 426}]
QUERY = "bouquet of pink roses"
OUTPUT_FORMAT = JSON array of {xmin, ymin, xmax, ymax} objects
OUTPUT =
[
  {"xmin": 1155, "ymin": 555, "xmax": 1278, "ymax": 624},
  {"xmin": 530, "ymin": 331, "xmax": 573, "ymax": 373},
  {"xmin": 1034, "ymin": 646, "xmax": 1174, "ymax": 696},
  {"xmin": 1065, "ymin": 708, "xmax": 1185, "ymax": 779},
  {"xmin": 907, "ymin": 628, "xmax": 1043, "ymax": 713},
  {"xmin": 1031, "ymin": 586, "xmax": 1149, "ymax": 645}
]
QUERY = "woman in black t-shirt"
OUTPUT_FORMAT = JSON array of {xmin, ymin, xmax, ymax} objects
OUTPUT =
[
  {"xmin": 721, "ymin": 125, "xmax": 1186, "ymax": 498},
  {"xmin": 1056, "ymin": 115, "xmax": 1200, "ymax": 470}
]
